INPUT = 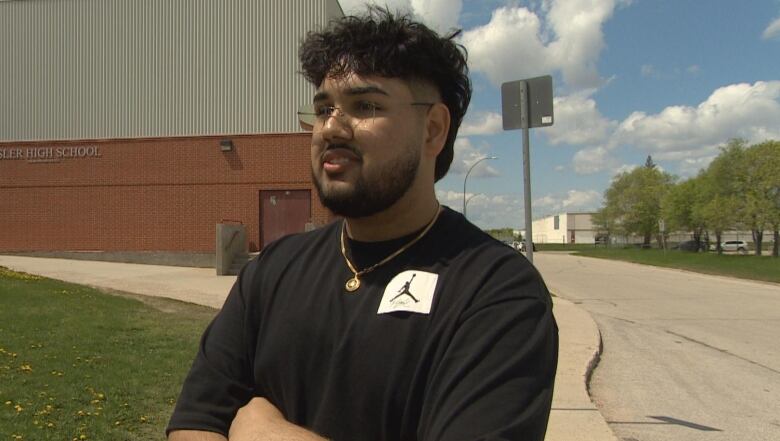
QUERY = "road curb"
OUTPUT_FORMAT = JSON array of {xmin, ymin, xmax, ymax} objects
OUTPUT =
[
  {"xmin": 547, "ymin": 297, "xmax": 617, "ymax": 441},
  {"xmin": 584, "ymin": 325, "xmax": 603, "ymax": 398}
]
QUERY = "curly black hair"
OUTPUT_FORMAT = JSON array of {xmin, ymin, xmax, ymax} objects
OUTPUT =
[{"xmin": 299, "ymin": 6, "xmax": 472, "ymax": 182}]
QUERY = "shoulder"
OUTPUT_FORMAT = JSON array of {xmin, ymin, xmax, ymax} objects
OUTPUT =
[
  {"xmin": 432, "ymin": 206, "xmax": 550, "ymax": 305},
  {"xmin": 435, "ymin": 206, "xmax": 530, "ymax": 272},
  {"xmin": 240, "ymin": 221, "xmax": 341, "ymax": 285}
]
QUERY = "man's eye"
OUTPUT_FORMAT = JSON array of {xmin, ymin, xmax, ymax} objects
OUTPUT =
[
  {"xmin": 353, "ymin": 101, "xmax": 379, "ymax": 116},
  {"xmin": 314, "ymin": 106, "xmax": 333, "ymax": 117}
]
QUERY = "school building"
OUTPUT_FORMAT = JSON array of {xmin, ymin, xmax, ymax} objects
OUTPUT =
[{"xmin": 0, "ymin": 0, "xmax": 344, "ymax": 269}]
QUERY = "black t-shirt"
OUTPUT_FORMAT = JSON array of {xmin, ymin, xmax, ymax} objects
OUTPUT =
[{"xmin": 167, "ymin": 206, "xmax": 558, "ymax": 441}]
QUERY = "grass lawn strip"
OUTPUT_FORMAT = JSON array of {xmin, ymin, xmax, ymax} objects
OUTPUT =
[
  {"xmin": 0, "ymin": 266, "xmax": 216, "ymax": 441},
  {"xmin": 571, "ymin": 248, "xmax": 779, "ymax": 284}
]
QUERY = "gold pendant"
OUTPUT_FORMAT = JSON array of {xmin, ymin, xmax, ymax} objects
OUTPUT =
[{"xmin": 345, "ymin": 276, "xmax": 360, "ymax": 292}]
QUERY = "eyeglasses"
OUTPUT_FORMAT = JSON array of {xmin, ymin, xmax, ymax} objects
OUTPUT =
[{"xmin": 297, "ymin": 101, "xmax": 435, "ymax": 130}]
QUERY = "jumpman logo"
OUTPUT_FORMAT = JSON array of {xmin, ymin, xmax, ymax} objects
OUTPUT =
[{"xmin": 390, "ymin": 274, "xmax": 419, "ymax": 303}]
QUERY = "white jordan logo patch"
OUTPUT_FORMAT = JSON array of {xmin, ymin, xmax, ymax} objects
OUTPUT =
[{"xmin": 377, "ymin": 270, "xmax": 438, "ymax": 315}]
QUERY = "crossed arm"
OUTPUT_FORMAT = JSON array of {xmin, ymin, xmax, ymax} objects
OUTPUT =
[
  {"xmin": 169, "ymin": 397, "xmax": 327, "ymax": 441},
  {"xmin": 168, "ymin": 257, "xmax": 558, "ymax": 440}
]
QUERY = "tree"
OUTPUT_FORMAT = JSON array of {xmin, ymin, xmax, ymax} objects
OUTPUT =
[
  {"xmin": 745, "ymin": 140, "xmax": 780, "ymax": 257},
  {"xmin": 592, "ymin": 206, "xmax": 618, "ymax": 244},
  {"xmin": 600, "ymin": 164, "xmax": 675, "ymax": 246},
  {"xmin": 701, "ymin": 139, "xmax": 749, "ymax": 253},
  {"xmin": 662, "ymin": 175, "xmax": 708, "ymax": 250},
  {"xmin": 485, "ymin": 228, "xmax": 518, "ymax": 242}
]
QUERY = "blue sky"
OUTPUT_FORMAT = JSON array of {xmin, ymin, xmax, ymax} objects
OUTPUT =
[{"xmin": 340, "ymin": 0, "xmax": 780, "ymax": 229}]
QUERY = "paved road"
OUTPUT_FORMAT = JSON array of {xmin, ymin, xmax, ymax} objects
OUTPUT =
[{"xmin": 533, "ymin": 253, "xmax": 780, "ymax": 441}]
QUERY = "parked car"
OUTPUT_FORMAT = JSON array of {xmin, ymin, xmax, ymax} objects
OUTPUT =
[
  {"xmin": 710, "ymin": 240, "xmax": 749, "ymax": 253},
  {"xmin": 675, "ymin": 240, "xmax": 704, "ymax": 252}
]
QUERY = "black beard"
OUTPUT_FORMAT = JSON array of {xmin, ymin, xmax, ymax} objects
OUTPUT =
[{"xmin": 313, "ymin": 148, "xmax": 419, "ymax": 218}]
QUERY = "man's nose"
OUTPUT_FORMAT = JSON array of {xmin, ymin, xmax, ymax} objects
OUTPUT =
[{"xmin": 319, "ymin": 110, "xmax": 353, "ymax": 141}]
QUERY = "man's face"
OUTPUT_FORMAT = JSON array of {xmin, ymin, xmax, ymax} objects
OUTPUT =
[{"xmin": 309, "ymin": 73, "xmax": 430, "ymax": 218}]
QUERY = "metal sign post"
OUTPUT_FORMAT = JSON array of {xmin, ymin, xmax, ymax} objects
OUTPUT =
[
  {"xmin": 520, "ymin": 82, "xmax": 534, "ymax": 263},
  {"xmin": 501, "ymin": 76, "xmax": 554, "ymax": 264}
]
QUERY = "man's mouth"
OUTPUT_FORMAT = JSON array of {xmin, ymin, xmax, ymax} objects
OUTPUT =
[{"xmin": 321, "ymin": 146, "xmax": 362, "ymax": 174}]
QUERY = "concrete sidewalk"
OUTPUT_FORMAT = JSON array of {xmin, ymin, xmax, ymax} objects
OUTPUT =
[{"xmin": 0, "ymin": 255, "xmax": 616, "ymax": 441}]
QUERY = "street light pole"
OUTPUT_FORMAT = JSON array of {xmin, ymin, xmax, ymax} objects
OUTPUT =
[
  {"xmin": 464, "ymin": 193, "xmax": 481, "ymax": 215},
  {"xmin": 463, "ymin": 156, "xmax": 497, "ymax": 219}
]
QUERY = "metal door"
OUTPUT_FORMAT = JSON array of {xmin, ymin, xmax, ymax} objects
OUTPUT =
[{"xmin": 260, "ymin": 190, "xmax": 311, "ymax": 247}]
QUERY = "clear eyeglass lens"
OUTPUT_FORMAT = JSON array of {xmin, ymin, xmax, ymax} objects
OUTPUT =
[{"xmin": 297, "ymin": 103, "xmax": 376, "ymax": 129}]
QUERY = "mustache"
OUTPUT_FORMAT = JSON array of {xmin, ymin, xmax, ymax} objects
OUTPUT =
[{"xmin": 324, "ymin": 143, "xmax": 363, "ymax": 159}]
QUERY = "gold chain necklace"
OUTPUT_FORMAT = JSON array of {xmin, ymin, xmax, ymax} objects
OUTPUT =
[{"xmin": 340, "ymin": 205, "xmax": 441, "ymax": 293}]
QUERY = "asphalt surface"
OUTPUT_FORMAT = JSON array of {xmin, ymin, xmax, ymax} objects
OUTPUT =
[{"xmin": 533, "ymin": 252, "xmax": 780, "ymax": 441}]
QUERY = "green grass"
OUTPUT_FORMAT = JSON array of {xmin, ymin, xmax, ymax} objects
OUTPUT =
[
  {"xmin": 0, "ymin": 267, "xmax": 216, "ymax": 441},
  {"xmin": 535, "ymin": 243, "xmax": 602, "ymax": 252},
  {"xmin": 570, "ymin": 248, "xmax": 780, "ymax": 283}
]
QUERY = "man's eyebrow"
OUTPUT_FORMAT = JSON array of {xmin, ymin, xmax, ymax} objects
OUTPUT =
[
  {"xmin": 313, "ymin": 91, "xmax": 330, "ymax": 102},
  {"xmin": 312, "ymin": 85, "xmax": 389, "ymax": 102},
  {"xmin": 343, "ymin": 85, "xmax": 389, "ymax": 96}
]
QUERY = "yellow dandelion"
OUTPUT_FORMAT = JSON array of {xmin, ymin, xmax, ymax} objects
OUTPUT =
[
  {"xmin": 140, "ymin": 416, "xmax": 147, "ymax": 423},
  {"xmin": 14, "ymin": 404, "xmax": 23, "ymax": 412},
  {"xmin": 47, "ymin": 423, "xmax": 54, "ymax": 428},
  {"xmin": 4, "ymin": 400, "xmax": 11, "ymax": 405}
]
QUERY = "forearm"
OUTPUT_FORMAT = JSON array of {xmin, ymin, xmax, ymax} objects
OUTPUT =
[
  {"xmin": 229, "ymin": 397, "xmax": 328, "ymax": 441},
  {"xmin": 229, "ymin": 421, "xmax": 328, "ymax": 441},
  {"xmin": 168, "ymin": 430, "xmax": 227, "ymax": 441}
]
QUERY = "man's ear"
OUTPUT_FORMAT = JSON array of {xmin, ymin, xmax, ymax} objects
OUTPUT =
[{"xmin": 424, "ymin": 103, "xmax": 451, "ymax": 158}]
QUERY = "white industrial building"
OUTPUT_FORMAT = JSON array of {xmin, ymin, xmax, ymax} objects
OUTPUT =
[{"xmin": 521, "ymin": 212, "xmax": 599, "ymax": 244}]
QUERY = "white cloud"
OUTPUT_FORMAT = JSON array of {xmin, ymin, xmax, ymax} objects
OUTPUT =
[
  {"xmin": 449, "ymin": 138, "xmax": 500, "ymax": 177},
  {"xmin": 436, "ymin": 190, "xmax": 525, "ymax": 229},
  {"xmin": 678, "ymin": 155, "xmax": 717, "ymax": 177},
  {"xmin": 461, "ymin": 1, "xmax": 625, "ymax": 91},
  {"xmin": 410, "ymin": 0, "xmax": 462, "ymax": 33},
  {"xmin": 762, "ymin": 16, "xmax": 780, "ymax": 40},
  {"xmin": 611, "ymin": 81, "xmax": 780, "ymax": 159},
  {"xmin": 338, "ymin": 0, "xmax": 462, "ymax": 33},
  {"xmin": 564, "ymin": 81, "xmax": 780, "ymax": 175},
  {"xmin": 613, "ymin": 163, "xmax": 637, "ymax": 176},
  {"xmin": 534, "ymin": 189, "xmax": 602, "ymax": 215},
  {"xmin": 436, "ymin": 189, "xmax": 468, "ymax": 211},
  {"xmin": 437, "ymin": 187, "xmax": 601, "ymax": 229},
  {"xmin": 572, "ymin": 146, "xmax": 618, "ymax": 174},
  {"xmin": 554, "ymin": 165, "xmax": 566, "ymax": 172},
  {"xmin": 460, "ymin": 111, "xmax": 503, "ymax": 136},
  {"xmin": 539, "ymin": 92, "xmax": 616, "ymax": 145},
  {"xmin": 563, "ymin": 189, "xmax": 602, "ymax": 209}
]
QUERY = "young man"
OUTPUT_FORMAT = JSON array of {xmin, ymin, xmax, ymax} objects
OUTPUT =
[{"xmin": 168, "ymin": 8, "xmax": 557, "ymax": 441}]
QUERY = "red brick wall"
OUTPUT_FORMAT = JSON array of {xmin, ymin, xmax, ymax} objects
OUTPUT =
[{"xmin": 0, "ymin": 133, "xmax": 332, "ymax": 253}]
